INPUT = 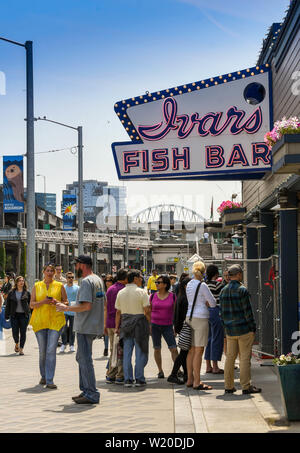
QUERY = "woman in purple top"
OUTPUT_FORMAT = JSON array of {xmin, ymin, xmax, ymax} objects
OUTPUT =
[{"xmin": 150, "ymin": 274, "xmax": 178, "ymax": 379}]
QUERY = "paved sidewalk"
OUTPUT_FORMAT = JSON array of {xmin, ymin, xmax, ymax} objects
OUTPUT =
[{"xmin": 0, "ymin": 327, "xmax": 300, "ymax": 433}]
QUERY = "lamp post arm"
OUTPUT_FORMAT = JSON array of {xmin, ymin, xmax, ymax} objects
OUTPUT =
[
  {"xmin": 0, "ymin": 36, "xmax": 25, "ymax": 47},
  {"xmin": 36, "ymin": 117, "xmax": 78, "ymax": 131}
]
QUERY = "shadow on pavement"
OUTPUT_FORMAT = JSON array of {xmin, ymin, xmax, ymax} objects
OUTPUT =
[
  {"xmin": 18, "ymin": 385, "xmax": 46, "ymax": 394},
  {"xmin": 44, "ymin": 404, "xmax": 96, "ymax": 414},
  {"xmin": 216, "ymin": 393, "xmax": 253, "ymax": 401},
  {"xmin": 96, "ymin": 378, "xmax": 174, "ymax": 391}
]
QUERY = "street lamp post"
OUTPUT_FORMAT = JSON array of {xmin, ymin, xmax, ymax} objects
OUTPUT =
[
  {"xmin": 109, "ymin": 234, "xmax": 113, "ymax": 274},
  {"xmin": 0, "ymin": 37, "xmax": 35, "ymax": 290},
  {"xmin": 37, "ymin": 173, "xmax": 46, "ymax": 272},
  {"xmin": 35, "ymin": 117, "xmax": 84, "ymax": 256}
]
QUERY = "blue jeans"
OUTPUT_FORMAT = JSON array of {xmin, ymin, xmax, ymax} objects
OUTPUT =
[
  {"xmin": 76, "ymin": 333, "xmax": 99, "ymax": 403},
  {"xmin": 62, "ymin": 315, "xmax": 75, "ymax": 346},
  {"xmin": 204, "ymin": 307, "xmax": 224, "ymax": 362},
  {"xmin": 123, "ymin": 337, "xmax": 148, "ymax": 382},
  {"xmin": 35, "ymin": 328, "xmax": 63, "ymax": 384},
  {"xmin": 151, "ymin": 323, "xmax": 177, "ymax": 349},
  {"xmin": 104, "ymin": 334, "xmax": 109, "ymax": 349}
]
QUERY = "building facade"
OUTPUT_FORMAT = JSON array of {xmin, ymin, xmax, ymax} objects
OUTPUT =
[{"xmin": 242, "ymin": 0, "xmax": 300, "ymax": 354}]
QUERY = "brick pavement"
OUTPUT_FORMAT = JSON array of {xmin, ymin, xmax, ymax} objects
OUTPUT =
[{"xmin": 1, "ymin": 327, "xmax": 300, "ymax": 433}]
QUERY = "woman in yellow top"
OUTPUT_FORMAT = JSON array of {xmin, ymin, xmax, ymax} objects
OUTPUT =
[{"xmin": 30, "ymin": 264, "xmax": 68, "ymax": 389}]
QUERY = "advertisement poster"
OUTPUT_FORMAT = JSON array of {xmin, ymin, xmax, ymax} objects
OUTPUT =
[
  {"xmin": 3, "ymin": 155, "xmax": 24, "ymax": 212},
  {"xmin": 62, "ymin": 194, "xmax": 77, "ymax": 231}
]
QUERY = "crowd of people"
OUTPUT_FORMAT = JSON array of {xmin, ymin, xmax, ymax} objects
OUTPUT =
[{"xmin": 0, "ymin": 255, "xmax": 261, "ymax": 404}]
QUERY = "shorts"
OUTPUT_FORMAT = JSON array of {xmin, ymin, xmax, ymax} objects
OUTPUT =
[
  {"xmin": 151, "ymin": 323, "xmax": 177, "ymax": 350},
  {"xmin": 185, "ymin": 317, "xmax": 209, "ymax": 347}
]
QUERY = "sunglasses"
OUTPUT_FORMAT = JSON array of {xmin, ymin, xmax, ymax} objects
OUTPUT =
[
  {"xmin": 67, "ymin": 276, "xmax": 74, "ymax": 279},
  {"xmin": 105, "ymin": 279, "xmax": 113, "ymax": 282},
  {"xmin": 155, "ymin": 281, "xmax": 164, "ymax": 284}
]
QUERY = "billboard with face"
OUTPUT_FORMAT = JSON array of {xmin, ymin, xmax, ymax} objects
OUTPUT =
[{"xmin": 3, "ymin": 155, "xmax": 24, "ymax": 212}]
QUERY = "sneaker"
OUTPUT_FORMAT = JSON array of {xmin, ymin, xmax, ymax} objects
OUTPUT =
[
  {"xmin": 60, "ymin": 345, "xmax": 65, "ymax": 353},
  {"xmin": 157, "ymin": 371, "xmax": 165, "ymax": 379},
  {"xmin": 167, "ymin": 375, "xmax": 184, "ymax": 385},
  {"xmin": 103, "ymin": 348, "xmax": 108, "ymax": 357},
  {"xmin": 242, "ymin": 385, "xmax": 262, "ymax": 395},
  {"xmin": 124, "ymin": 380, "xmax": 134, "ymax": 387},
  {"xmin": 135, "ymin": 380, "xmax": 146, "ymax": 387},
  {"xmin": 69, "ymin": 345, "xmax": 75, "ymax": 352},
  {"xmin": 115, "ymin": 378, "xmax": 124, "ymax": 385},
  {"xmin": 106, "ymin": 376, "xmax": 115, "ymax": 384},
  {"xmin": 225, "ymin": 388, "xmax": 237, "ymax": 394}
]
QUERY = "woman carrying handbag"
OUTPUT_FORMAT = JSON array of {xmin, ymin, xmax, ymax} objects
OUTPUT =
[{"xmin": 185, "ymin": 261, "xmax": 217, "ymax": 390}]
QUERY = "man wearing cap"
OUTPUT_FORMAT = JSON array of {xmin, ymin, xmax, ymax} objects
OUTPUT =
[
  {"xmin": 56, "ymin": 254, "xmax": 105, "ymax": 404},
  {"xmin": 219, "ymin": 264, "xmax": 261, "ymax": 395}
]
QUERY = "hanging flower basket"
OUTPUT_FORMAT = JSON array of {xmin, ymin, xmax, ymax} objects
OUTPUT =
[
  {"xmin": 274, "ymin": 354, "xmax": 300, "ymax": 421},
  {"xmin": 217, "ymin": 201, "xmax": 246, "ymax": 227},
  {"xmin": 264, "ymin": 116, "xmax": 300, "ymax": 174}
]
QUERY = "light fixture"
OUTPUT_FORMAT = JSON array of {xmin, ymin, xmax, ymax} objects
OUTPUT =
[
  {"xmin": 277, "ymin": 188, "xmax": 297, "ymax": 210},
  {"xmin": 247, "ymin": 214, "xmax": 266, "ymax": 229},
  {"xmin": 232, "ymin": 224, "xmax": 245, "ymax": 238}
]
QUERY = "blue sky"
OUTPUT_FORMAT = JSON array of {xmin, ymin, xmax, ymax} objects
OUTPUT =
[{"xmin": 0, "ymin": 0, "xmax": 290, "ymax": 218}]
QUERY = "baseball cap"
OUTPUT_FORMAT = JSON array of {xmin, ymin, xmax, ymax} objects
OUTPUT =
[{"xmin": 72, "ymin": 255, "xmax": 93, "ymax": 266}]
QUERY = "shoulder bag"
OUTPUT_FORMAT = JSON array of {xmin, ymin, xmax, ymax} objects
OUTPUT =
[{"xmin": 177, "ymin": 281, "xmax": 202, "ymax": 351}]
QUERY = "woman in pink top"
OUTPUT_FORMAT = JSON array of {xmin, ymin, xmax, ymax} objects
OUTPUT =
[{"xmin": 150, "ymin": 275, "xmax": 178, "ymax": 379}]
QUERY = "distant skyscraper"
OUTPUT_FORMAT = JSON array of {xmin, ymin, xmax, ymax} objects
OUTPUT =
[
  {"xmin": 25, "ymin": 191, "xmax": 56, "ymax": 215},
  {"xmin": 61, "ymin": 180, "xmax": 127, "ymax": 224},
  {"xmin": 103, "ymin": 185, "xmax": 127, "ymax": 217}
]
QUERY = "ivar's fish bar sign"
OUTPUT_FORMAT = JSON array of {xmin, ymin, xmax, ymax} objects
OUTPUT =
[{"xmin": 112, "ymin": 64, "xmax": 272, "ymax": 180}]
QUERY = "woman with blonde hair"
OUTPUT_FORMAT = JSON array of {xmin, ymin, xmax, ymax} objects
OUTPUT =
[
  {"xmin": 185, "ymin": 261, "xmax": 216, "ymax": 390},
  {"xmin": 30, "ymin": 263, "xmax": 68, "ymax": 389}
]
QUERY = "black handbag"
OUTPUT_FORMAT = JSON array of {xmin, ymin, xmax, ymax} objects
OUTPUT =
[{"xmin": 178, "ymin": 281, "xmax": 202, "ymax": 351}]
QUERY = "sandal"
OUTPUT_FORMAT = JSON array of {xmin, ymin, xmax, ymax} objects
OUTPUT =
[
  {"xmin": 206, "ymin": 369, "xmax": 213, "ymax": 373},
  {"xmin": 212, "ymin": 369, "xmax": 224, "ymax": 374},
  {"xmin": 193, "ymin": 383, "xmax": 213, "ymax": 390}
]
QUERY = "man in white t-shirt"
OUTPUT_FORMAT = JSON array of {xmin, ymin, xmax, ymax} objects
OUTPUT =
[{"xmin": 115, "ymin": 270, "xmax": 151, "ymax": 388}]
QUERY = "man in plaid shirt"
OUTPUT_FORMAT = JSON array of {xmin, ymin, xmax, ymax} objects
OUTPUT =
[{"xmin": 220, "ymin": 264, "xmax": 261, "ymax": 395}]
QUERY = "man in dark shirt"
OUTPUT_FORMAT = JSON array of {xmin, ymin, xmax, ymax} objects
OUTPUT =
[{"xmin": 220, "ymin": 264, "xmax": 261, "ymax": 395}]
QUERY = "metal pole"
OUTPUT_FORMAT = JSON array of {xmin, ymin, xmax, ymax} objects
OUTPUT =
[
  {"xmin": 25, "ymin": 41, "xmax": 35, "ymax": 289},
  {"xmin": 77, "ymin": 126, "xmax": 84, "ymax": 256},
  {"xmin": 126, "ymin": 215, "xmax": 129, "ymax": 266},
  {"xmin": 110, "ymin": 235, "xmax": 113, "ymax": 274}
]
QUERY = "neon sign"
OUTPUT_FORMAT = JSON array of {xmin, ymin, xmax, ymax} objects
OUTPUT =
[{"xmin": 112, "ymin": 64, "xmax": 272, "ymax": 180}]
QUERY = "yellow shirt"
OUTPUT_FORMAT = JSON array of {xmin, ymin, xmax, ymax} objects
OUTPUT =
[
  {"xmin": 147, "ymin": 275, "xmax": 158, "ymax": 291},
  {"xmin": 30, "ymin": 280, "xmax": 66, "ymax": 333}
]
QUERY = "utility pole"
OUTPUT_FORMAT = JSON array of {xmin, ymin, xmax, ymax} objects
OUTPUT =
[{"xmin": 35, "ymin": 117, "xmax": 84, "ymax": 256}]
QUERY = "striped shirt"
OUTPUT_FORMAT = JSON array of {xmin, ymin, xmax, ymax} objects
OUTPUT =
[
  {"xmin": 206, "ymin": 280, "xmax": 225, "ymax": 306},
  {"xmin": 219, "ymin": 280, "xmax": 256, "ymax": 337}
]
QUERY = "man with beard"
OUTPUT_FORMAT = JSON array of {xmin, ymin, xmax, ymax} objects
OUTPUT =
[{"xmin": 56, "ymin": 255, "xmax": 105, "ymax": 404}]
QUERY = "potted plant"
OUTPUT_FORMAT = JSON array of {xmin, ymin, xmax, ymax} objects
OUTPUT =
[
  {"xmin": 273, "ymin": 353, "xmax": 300, "ymax": 421},
  {"xmin": 217, "ymin": 201, "xmax": 246, "ymax": 227},
  {"xmin": 264, "ymin": 116, "xmax": 300, "ymax": 174}
]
